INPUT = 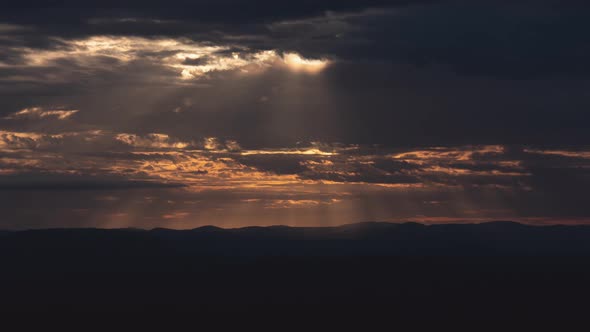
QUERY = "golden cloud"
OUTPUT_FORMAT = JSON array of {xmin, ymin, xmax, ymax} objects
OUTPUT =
[
  {"xmin": 16, "ymin": 36, "xmax": 330, "ymax": 80},
  {"xmin": 4, "ymin": 107, "xmax": 79, "ymax": 120}
]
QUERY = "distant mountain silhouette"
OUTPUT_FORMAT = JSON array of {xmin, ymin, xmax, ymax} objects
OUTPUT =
[
  {"xmin": 2, "ymin": 221, "xmax": 590, "ymax": 325},
  {"xmin": 3, "ymin": 221, "xmax": 590, "ymax": 257}
]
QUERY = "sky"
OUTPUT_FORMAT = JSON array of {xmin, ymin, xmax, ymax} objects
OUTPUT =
[{"xmin": 1, "ymin": 1, "xmax": 589, "ymax": 229}]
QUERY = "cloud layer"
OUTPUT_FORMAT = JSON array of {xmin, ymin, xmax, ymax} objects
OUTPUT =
[{"xmin": 1, "ymin": 1, "xmax": 590, "ymax": 228}]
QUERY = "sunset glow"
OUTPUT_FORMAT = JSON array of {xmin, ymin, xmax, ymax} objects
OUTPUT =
[{"xmin": 0, "ymin": 2, "xmax": 588, "ymax": 230}]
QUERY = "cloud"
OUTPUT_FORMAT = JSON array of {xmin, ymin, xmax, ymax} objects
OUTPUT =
[
  {"xmin": 1, "ymin": 3, "xmax": 589, "ymax": 148},
  {"xmin": 0, "ymin": 129, "xmax": 119, "ymax": 152},
  {"xmin": 0, "ymin": 1, "xmax": 423, "ymax": 27},
  {"xmin": 1, "ymin": 142, "xmax": 589, "ymax": 229},
  {"xmin": 4, "ymin": 35, "xmax": 330, "ymax": 83},
  {"xmin": 0, "ymin": 173, "xmax": 185, "ymax": 190},
  {"xmin": 115, "ymin": 133, "xmax": 192, "ymax": 149},
  {"xmin": 181, "ymin": 56, "xmax": 212, "ymax": 66},
  {"xmin": 523, "ymin": 149, "xmax": 590, "ymax": 160},
  {"xmin": 0, "ymin": 0, "xmax": 590, "ymax": 228},
  {"xmin": 2, "ymin": 1, "xmax": 589, "ymax": 81},
  {"xmin": 4, "ymin": 107, "xmax": 78, "ymax": 120}
]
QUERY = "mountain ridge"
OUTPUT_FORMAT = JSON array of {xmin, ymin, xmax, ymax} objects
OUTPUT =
[
  {"xmin": 3, "ymin": 221, "xmax": 590, "ymax": 257},
  {"xmin": 2, "ymin": 220, "xmax": 590, "ymax": 321},
  {"xmin": 1, "ymin": 220, "xmax": 583, "ymax": 233}
]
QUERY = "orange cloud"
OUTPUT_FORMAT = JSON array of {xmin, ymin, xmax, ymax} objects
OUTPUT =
[{"xmin": 4, "ymin": 107, "xmax": 79, "ymax": 120}]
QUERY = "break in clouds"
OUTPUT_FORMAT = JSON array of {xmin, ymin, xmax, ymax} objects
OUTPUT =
[{"xmin": 1, "ymin": 1, "xmax": 589, "ymax": 228}]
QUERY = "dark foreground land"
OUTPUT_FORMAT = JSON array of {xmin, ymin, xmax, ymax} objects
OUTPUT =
[{"xmin": 2, "ymin": 221, "xmax": 590, "ymax": 327}]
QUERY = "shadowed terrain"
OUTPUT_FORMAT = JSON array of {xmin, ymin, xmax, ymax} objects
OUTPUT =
[{"xmin": 2, "ymin": 221, "xmax": 590, "ymax": 326}]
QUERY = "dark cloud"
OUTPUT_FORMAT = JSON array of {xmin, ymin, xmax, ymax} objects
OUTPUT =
[
  {"xmin": 1, "ymin": 1, "xmax": 429, "ymax": 25},
  {"xmin": 4, "ymin": 1, "xmax": 588, "ymax": 79},
  {"xmin": 1, "ymin": 1, "xmax": 589, "ymax": 147},
  {"xmin": 181, "ymin": 56, "xmax": 212, "ymax": 66},
  {"xmin": 293, "ymin": 2, "xmax": 590, "ymax": 79},
  {"xmin": 0, "ymin": 173, "xmax": 185, "ymax": 191},
  {"xmin": 236, "ymin": 155, "xmax": 309, "ymax": 175}
]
